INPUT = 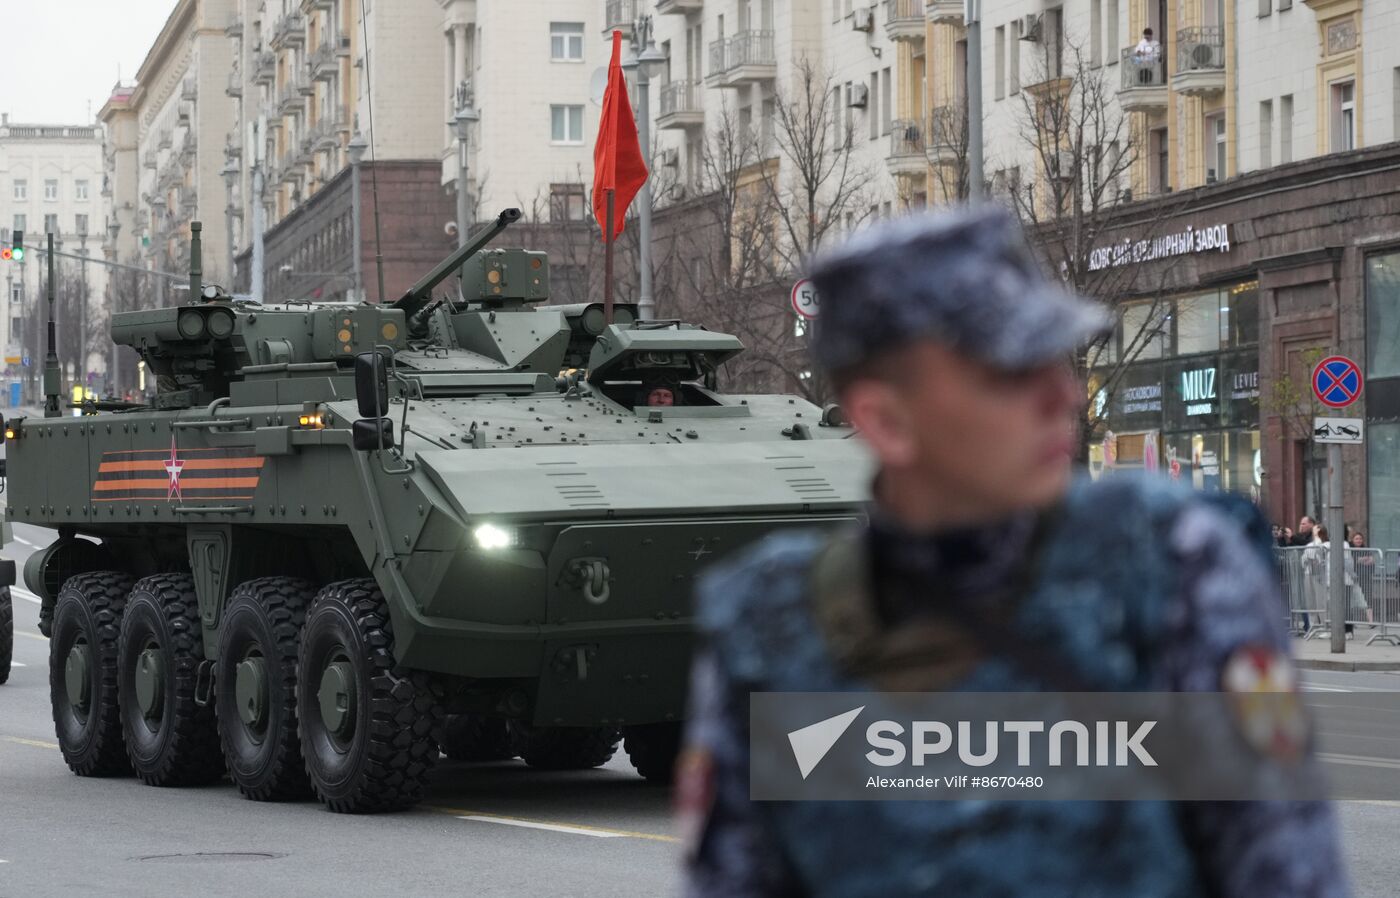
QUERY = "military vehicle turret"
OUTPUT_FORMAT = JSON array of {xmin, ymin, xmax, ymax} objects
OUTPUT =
[{"xmin": 5, "ymin": 211, "xmax": 869, "ymax": 811}]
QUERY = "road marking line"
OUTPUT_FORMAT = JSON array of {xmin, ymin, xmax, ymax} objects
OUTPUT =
[
  {"xmin": 1319, "ymin": 752, "xmax": 1400, "ymax": 770},
  {"xmin": 432, "ymin": 807, "xmax": 678, "ymax": 843},
  {"xmin": 14, "ymin": 537, "xmax": 35, "ymax": 548},
  {"xmin": 8, "ymin": 661, "xmax": 24, "ymax": 668},
  {"xmin": 17, "ymin": 631, "xmax": 46, "ymax": 642},
  {"xmin": 1350, "ymin": 800, "xmax": 1400, "ymax": 807},
  {"xmin": 2, "ymin": 736, "xmax": 58, "ymax": 750},
  {"xmin": 13, "ymin": 588, "xmax": 42, "ymax": 605},
  {"xmin": 457, "ymin": 815, "xmax": 625, "ymax": 838}
]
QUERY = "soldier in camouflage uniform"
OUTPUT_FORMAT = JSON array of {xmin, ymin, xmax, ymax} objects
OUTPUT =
[{"xmin": 677, "ymin": 206, "xmax": 1348, "ymax": 897}]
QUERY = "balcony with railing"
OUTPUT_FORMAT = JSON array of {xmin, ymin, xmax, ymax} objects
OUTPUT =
[
  {"xmin": 226, "ymin": 69, "xmax": 243, "ymax": 98},
  {"xmin": 1118, "ymin": 46, "xmax": 1168, "ymax": 112},
  {"xmin": 254, "ymin": 51, "xmax": 276, "ymax": 84},
  {"xmin": 300, "ymin": 0, "xmax": 333, "ymax": 11},
  {"xmin": 887, "ymin": 118, "xmax": 927, "ymax": 176},
  {"xmin": 142, "ymin": 149, "xmax": 157, "ymax": 170},
  {"xmin": 226, "ymin": 130, "xmax": 242, "ymax": 158},
  {"xmin": 279, "ymin": 75, "xmax": 310, "ymax": 114},
  {"xmin": 156, "ymin": 130, "xmax": 173, "ymax": 151},
  {"xmin": 181, "ymin": 77, "xmax": 198, "ymax": 101},
  {"xmin": 924, "ymin": 105, "xmax": 965, "ymax": 165},
  {"xmin": 270, "ymin": 12, "xmax": 306, "ymax": 49},
  {"xmin": 603, "ymin": 0, "xmax": 637, "ymax": 36},
  {"xmin": 925, "ymin": 0, "xmax": 963, "ymax": 24},
  {"xmin": 658, "ymin": 80, "xmax": 705, "ymax": 129},
  {"xmin": 225, "ymin": 13, "xmax": 242, "ymax": 36},
  {"xmin": 657, "ymin": 0, "xmax": 703, "ymax": 13},
  {"xmin": 1172, "ymin": 26, "xmax": 1225, "ymax": 97},
  {"xmin": 708, "ymin": 31, "xmax": 776, "ymax": 87},
  {"xmin": 310, "ymin": 38, "xmax": 339, "ymax": 80},
  {"xmin": 885, "ymin": 0, "xmax": 924, "ymax": 42}
]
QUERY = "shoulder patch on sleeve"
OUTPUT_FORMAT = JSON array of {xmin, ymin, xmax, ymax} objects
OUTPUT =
[{"xmin": 1223, "ymin": 645, "xmax": 1308, "ymax": 763}]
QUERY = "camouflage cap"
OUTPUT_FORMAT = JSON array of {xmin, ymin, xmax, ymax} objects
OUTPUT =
[{"xmin": 808, "ymin": 205, "xmax": 1112, "ymax": 376}]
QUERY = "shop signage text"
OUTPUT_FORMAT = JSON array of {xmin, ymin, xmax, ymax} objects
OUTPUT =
[
  {"xmin": 1088, "ymin": 223, "xmax": 1233, "ymax": 272},
  {"xmin": 1181, "ymin": 367, "xmax": 1217, "ymax": 417},
  {"xmin": 1121, "ymin": 384, "xmax": 1163, "ymax": 415}
]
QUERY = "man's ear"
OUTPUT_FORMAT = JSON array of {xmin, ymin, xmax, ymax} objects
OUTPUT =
[{"xmin": 841, "ymin": 380, "xmax": 919, "ymax": 468}]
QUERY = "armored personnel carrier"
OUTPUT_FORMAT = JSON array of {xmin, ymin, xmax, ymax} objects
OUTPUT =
[{"xmin": 5, "ymin": 211, "xmax": 869, "ymax": 812}]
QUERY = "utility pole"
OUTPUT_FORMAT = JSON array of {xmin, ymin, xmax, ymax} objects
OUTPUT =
[
  {"xmin": 251, "ymin": 117, "xmax": 266, "ymax": 303},
  {"xmin": 1328, "ymin": 442, "xmax": 1346, "ymax": 653},
  {"xmin": 965, "ymin": 0, "xmax": 984, "ymax": 200},
  {"xmin": 624, "ymin": 16, "xmax": 667, "ymax": 320},
  {"xmin": 452, "ymin": 82, "xmax": 480, "ymax": 251},
  {"xmin": 78, "ymin": 229, "xmax": 88, "ymax": 393},
  {"xmin": 348, "ymin": 133, "xmax": 367, "ymax": 302}
]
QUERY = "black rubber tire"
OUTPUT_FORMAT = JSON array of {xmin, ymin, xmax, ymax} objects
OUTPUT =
[
  {"xmin": 623, "ymin": 722, "xmax": 683, "ymax": 783},
  {"xmin": 297, "ymin": 578, "xmax": 439, "ymax": 813},
  {"xmin": 215, "ymin": 577, "xmax": 315, "ymax": 801},
  {"xmin": 511, "ymin": 723, "xmax": 620, "ymax": 770},
  {"xmin": 117, "ymin": 573, "xmax": 225, "ymax": 786},
  {"xmin": 0, "ymin": 587, "xmax": 12, "ymax": 686},
  {"xmin": 441, "ymin": 714, "xmax": 515, "ymax": 762},
  {"xmin": 49, "ymin": 572, "xmax": 134, "ymax": 776}
]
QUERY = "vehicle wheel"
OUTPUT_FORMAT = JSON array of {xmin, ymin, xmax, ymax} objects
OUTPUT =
[
  {"xmin": 441, "ymin": 714, "xmax": 515, "ymax": 762},
  {"xmin": 117, "ymin": 573, "xmax": 225, "ymax": 786},
  {"xmin": 0, "ymin": 587, "xmax": 12, "ymax": 686},
  {"xmin": 297, "ymin": 578, "xmax": 439, "ymax": 813},
  {"xmin": 510, "ymin": 723, "xmax": 619, "ymax": 770},
  {"xmin": 216, "ymin": 577, "xmax": 314, "ymax": 801},
  {"xmin": 49, "ymin": 572, "xmax": 133, "ymax": 776},
  {"xmin": 623, "ymin": 722, "xmax": 683, "ymax": 783}
]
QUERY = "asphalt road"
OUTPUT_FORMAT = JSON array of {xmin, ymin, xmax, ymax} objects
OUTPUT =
[
  {"xmin": 2, "ymin": 520, "xmax": 1397, "ymax": 897},
  {"xmin": 0, "ymin": 522, "xmax": 681, "ymax": 898}
]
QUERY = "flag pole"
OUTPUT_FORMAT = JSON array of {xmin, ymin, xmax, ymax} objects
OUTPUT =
[{"xmin": 604, "ymin": 188, "xmax": 615, "ymax": 325}]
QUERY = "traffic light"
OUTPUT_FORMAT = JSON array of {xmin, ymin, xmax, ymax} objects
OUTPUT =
[{"xmin": 6, "ymin": 230, "xmax": 23, "ymax": 262}]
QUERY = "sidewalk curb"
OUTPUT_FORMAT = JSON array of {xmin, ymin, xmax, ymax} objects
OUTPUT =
[{"xmin": 1296, "ymin": 658, "xmax": 1400, "ymax": 672}]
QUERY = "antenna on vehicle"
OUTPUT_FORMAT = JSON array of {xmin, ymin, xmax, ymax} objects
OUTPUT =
[
  {"xmin": 43, "ymin": 233, "xmax": 60, "ymax": 418},
  {"xmin": 190, "ymin": 221, "xmax": 203, "ymax": 299},
  {"xmin": 359, "ymin": 0, "xmax": 387, "ymax": 305}
]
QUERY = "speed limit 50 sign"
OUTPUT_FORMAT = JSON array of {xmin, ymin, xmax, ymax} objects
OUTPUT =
[{"xmin": 791, "ymin": 278, "xmax": 820, "ymax": 320}]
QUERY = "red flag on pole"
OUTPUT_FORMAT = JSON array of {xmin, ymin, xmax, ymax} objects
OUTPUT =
[{"xmin": 592, "ymin": 31, "xmax": 649, "ymax": 241}]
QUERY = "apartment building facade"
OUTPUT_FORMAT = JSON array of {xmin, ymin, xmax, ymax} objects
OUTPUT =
[
  {"xmin": 0, "ymin": 117, "xmax": 110, "ymax": 403},
  {"xmin": 101, "ymin": 0, "xmax": 240, "ymax": 292}
]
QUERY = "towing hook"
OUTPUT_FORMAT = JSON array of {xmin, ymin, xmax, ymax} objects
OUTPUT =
[{"xmin": 569, "ymin": 558, "xmax": 611, "ymax": 605}]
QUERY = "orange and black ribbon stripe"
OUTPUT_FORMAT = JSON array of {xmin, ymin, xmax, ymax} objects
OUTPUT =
[{"xmin": 92, "ymin": 447, "xmax": 266, "ymax": 502}]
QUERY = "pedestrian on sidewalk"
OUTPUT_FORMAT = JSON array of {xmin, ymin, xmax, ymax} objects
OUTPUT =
[
  {"xmin": 1290, "ymin": 516, "xmax": 1316, "ymax": 547},
  {"xmin": 678, "ymin": 205, "xmax": 1347, "ymax": 898}
]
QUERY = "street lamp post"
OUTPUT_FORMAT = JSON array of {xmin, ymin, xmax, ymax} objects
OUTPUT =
[
  {"xmin": 106, "ymin": 219, "xmax": 121, "ymax": 397},
  {"xmin": 221, "ymin": 157, "xmax": 239, "ymax": 289},
  {"xmin": 347, "ymin": 132, "xmax": 368, "ymax": 303},
  {"xmin": 77, "ymin": 227, "xmax": 88, "ymax": 392},
  {"xmin": 451, "ymin": 83, "xmax": 480, "ymax": 250},
  {"xmin": 623, "ymin": 16, "xmax": 667, "ymax": 320}
]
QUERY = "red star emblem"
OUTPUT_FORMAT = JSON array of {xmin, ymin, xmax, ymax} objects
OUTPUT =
[{"xmin": 165, "ymin": 436, "xmax": 185, "ymax": 501}]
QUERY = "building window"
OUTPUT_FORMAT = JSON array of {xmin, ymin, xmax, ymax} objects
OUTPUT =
[
  {"xmin": 549, "ymin": 183, "xmax": 587, "ymax": 222},
  {"xmin": 12, "ymin": 180, "xmax": 26, "ymax": 201},
  {"xmin": 1366, "ymin": 251, "xmax": 1400, "ymax": 379},
  {"xmin": 1106, "ymin": 1, "xmax": 1118, "ymax": 66},
  {"xmin": 1176, "ymin": 292, "xmax": 1221, "ymax": 356},
  {"xmin": 550, "ymin": 104, "xmax": 584, "ymax": 144},
  {"xmin": 550, "ymin": 23, "xmax": 584, "ymax": 62},
  {"xmin": 43, "ymin": 213, "xmax": 58, "ymax": 234},
  {"xmin": 869, "ymin": 70, "xmax": 880, "ymax": 140},
  {"xmin": 1089, "ymin": 0, "xmax": 1102, "ymax": 67},
  {"xmin": 12, "ymin": 214, "xmax": 25, "ymax": 234},
  {"xmin": 75, "ymin": 180, "xmax": 89, "ymax": 202},
  {"xmin": 9, "ymin": 282, "xmax": 20, "ymax": 304},
  {"xmin": 1205, "ymin": 114, "xmax": 1226, "ymax": 183},
  {"xmin": 881, "ymin": 66, "xmax": 892, "ymax": 134},
  {"xmin": 1259, "ymin": 100, "xmax": 1273, "ymax": 169},
  {"xmin": 994, "ymin": 26, "xmax": 1006, "ymax": 99},
  {"xmin": 75, "ymin": 214, "xmax": 89, "ymax": 236},
  {"xmin": 1151, "ymin": 127, "xmax": 1169, "ymax": 193},
  {"xmin": 1331, "ymin": 80, "xmax": 1356, "ymax": 153},
  {"xmin": 1009, "ymin": 19, "xmax": 1020, "ymax": 93},
  {"xmin": 1045, "ymin": 7, "xmax": 1064, "ymax": 80},
  {"xmin": 1394, "ymin": 69, "xmax": 1400, "ymax": 143},
  {"xmin": 44, "ymin": 179, "xmax": 58, "ymax": 202},
  {"xmin": 1280, "ymin": 94, "xmax": 1294, "ymax": 163}
]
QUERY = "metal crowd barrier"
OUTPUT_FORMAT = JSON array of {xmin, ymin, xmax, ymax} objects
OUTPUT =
[{"xmin": 1274, "ymin": 546, "xmax": 1400, "ymax": 645}]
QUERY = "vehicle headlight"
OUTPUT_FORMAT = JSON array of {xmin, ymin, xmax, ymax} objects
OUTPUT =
[{"xmin": 473, "ymin": 523, "xmax": 517, "ymax": 550}]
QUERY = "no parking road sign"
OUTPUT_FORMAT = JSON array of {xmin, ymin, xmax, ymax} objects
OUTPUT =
[{"xmin": 1312, "ymin": 355, "xmax": 1363, "ymax": 409}]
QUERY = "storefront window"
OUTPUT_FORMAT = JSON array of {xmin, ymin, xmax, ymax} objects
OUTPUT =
[
  {"xmin": 1165, "ymin": 358, "xmax": 1224, "ymax": 431},
  {"xmin": 1121, "ymin": 300, "xmax": 1168, "ymax": 361},
  {"xmin": 1219, "ymin": 352, "xmax": 1260, "ymax": 428},
  {"xmin": 1176, "ymin": 291, "xmax": 1221, "ymax": 356},
  {"xmin": 1223, "ymin": 282, "xmax": 1259, "ymax": 348},
  {"xmin": 1368, "ymin": 423, "xmax": 1400, "ymax": 549},
  {"xmin": 1367, "ymin": 253, "xmax": 1400, "ymax": 378}
]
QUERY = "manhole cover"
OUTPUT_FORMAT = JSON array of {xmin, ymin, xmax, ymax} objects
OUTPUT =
[{"xmin": 132, "ymin": 852, "xmax": 286, "ymax": 864}]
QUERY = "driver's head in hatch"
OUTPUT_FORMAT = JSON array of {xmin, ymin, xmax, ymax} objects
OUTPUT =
[{"xmin": 647, "ymin": 387, "xmax": 676, "ymax": 407}]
